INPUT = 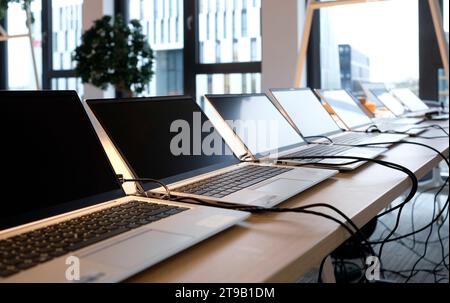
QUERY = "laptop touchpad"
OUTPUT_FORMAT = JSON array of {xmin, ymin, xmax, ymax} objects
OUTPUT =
[
  {"xmin": 255, "ymin": 178, "xmax": 312, "ymax": 196},
  {"xmin": 81, "ymin": 229, "xmax": 192, "ymax": 269}
]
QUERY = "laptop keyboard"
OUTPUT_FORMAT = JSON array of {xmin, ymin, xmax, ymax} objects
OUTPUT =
[
  {"xmin": 287, "ymin": 145, "xmax": 352, "ymax": 163},
  {"xmin": 173, "ymin": 165, "xmax": 293, "ymax": 198},
  {"xmin": 331, "ymin": 132, "xmax": 377, "ymax": 145},
  {"xmin": 0, "ymin": 201, "xmax": 188, "ymax": 278}
]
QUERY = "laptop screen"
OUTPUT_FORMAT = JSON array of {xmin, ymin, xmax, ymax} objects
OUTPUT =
[
  {"xmin": 391, "ymin": 88, "xmax": 429, "ymax": 111},
  {"xmin": 87, "ymin": 97, "xmax": 239, "ymax": 190},
  {"xmin": 270, "ymin": 89, "xmax": 342, "ymax": 137},
  {"xmin": 320, "ymin": 90, "xmax": 373, "ymax": 129},
  {"xmin": 0, "ymin": 91, "xmax": 125, "ymax": 230},
  {"xmin": 370, "ymin": 88, "xmax": 406, "ymax": 116},
  {"xmin": 205, "ymin": 94, "xmax": 305, "ymax": 157}
]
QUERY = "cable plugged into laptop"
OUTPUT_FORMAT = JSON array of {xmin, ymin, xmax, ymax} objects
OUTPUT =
[{"xmin": 117, "ymin": 174, "xmax": 172, "ymax": 200}]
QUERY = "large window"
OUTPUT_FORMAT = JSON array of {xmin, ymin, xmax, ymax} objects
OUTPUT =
[
  {"xmin": 48, "ymin": 0, "xmax": 84, "ymax": 94},
  {"xmin": 129, "ymin": 0, "xmax": 184, "ymax": 96},
  {"xmin": 7, "ymin": 1, "xmax": 42, "ymax": 90},
  {"xmin": 4, "ymin": 0, "xmax": 83, "ymax": 95},
  {"xmin": 319, "ymin": 0, "xmax": 419, "ymax": 96},
  {"xmin": 2, "ymin": 0, "xmax": 262, "ymax": 98},
  {"xmin": 193, "ymin": 0, "xmax": 262, "ymax": 101},
  {"xmin": 127, "ymin": 0, "xmax": 262, "ymax": 100}
]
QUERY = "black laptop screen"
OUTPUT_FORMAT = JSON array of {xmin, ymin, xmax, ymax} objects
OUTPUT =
[
  {"xmin": 87, "ymin": 97, "xmax": 239, "ymax": 190},
  {"xmin": 0, "ymin": 91, "xmax": 125, "ymax": 230}
]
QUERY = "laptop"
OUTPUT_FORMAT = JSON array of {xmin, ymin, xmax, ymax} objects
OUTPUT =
[
  {"xmin": 0, "ymin": 91, "xmax": 249, "ymax": 283},
  {"xmin": 369, "ymin": 88, "xmax": 425, "ymax": 124},
  {"xmin": 203, "ymin": 93, "xmax": 387, "ymax": 171},
  {"xmin": 316, "ymin": 89, "xmax": 426, "ymax": 135},
  {"xmin": 86, "ymin": 96, "xmax": 337, "ymax": 208},
  {"xmin": 268, "ymin": 88, "xmax": 408, "ymax": 146},
  {"xmin": 390, "ymin": 88, "xmax": 448, "ymax": 118}
]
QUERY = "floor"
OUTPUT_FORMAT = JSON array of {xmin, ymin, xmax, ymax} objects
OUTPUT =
[{"xmin": 298, "ymin": 182, "xmax": 449, "ymax": 283}]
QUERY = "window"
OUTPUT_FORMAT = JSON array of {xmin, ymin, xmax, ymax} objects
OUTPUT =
[
  {"xmin": 6, "ymin": 1, "xmax": 42, "ymax": 90},
  {"xmin": 5, "ymin": 0, "xmax": 83, "ymax": 95},
  {"xmin": 198, "ymin": 0, "xmax": 261, "ymax": 63},
  {"xmin": 188, "ymin": 0, "xmax": 262, "ymax": 100},
  {"xmin": 319, "ymin": 0, "xmax": 419, "ymax": 97},
  {"xmin": 129, "ymin": 0, "xmax": 184, "ymax": 96},
  {"xmin": 43, "ymin": 0, "xmax": 84, "ymax": 95},
  {"xmin": 51, "ymin": 0, "xmax": 83, "ymax": 71}
]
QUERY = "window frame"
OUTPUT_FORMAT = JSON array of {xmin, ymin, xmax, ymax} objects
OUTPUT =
[{"xmin": 183, "ymin": 0, "xmax": 261, "ymax": 98}]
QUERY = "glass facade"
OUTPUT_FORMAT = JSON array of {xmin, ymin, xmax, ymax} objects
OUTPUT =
[
  {"xmin": 198, "ymin": 0, "xmax": 261, "ymax": 64},
  {"xmin": 51, "ymin": 0, "xmax": 83, "ymax": 71},
  {"xmin": 129, "ymin": 0, "xmax": 184, "ymax": 96},
  {"xmin": 320, "ymin": 0, "xmax": 419, "ymax": 97}
]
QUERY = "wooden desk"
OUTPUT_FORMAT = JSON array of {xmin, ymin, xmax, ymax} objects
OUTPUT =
[{"xmin": 128, "ymin": 123, "xmax": 449, "ymax": 283}]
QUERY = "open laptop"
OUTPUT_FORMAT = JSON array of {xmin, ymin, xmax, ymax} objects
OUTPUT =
[
  {"xmin": 390, "ymin": 88, "xmax": 448, "ymax": 119},
  {"xmin": 268, "ymin": 88, "xmax": 408, "ymax": 147},
  {"xmin": 87, "ymin": 96, "xmax": 337, "ymax": 208},
  {"xmin": 203, "ymin": 93, "xmax": 387, "ymax": 171},
  {"xmin": 316, "ymin": 89, "xmax": 426, "ymax": 135},
  {"xmin": 0, "ymin": 91, "xmax": 249, "ymax": 283},
  {"xmin": 369, "ymin": 88, "xmax": 425, "ymax": 124}
]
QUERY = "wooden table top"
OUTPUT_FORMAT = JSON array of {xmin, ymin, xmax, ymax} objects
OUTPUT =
[{"xmin": 127, "ymin": 122, "xmax": 449, "ymax": 282}]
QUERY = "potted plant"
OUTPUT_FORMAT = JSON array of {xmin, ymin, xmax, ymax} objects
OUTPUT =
[{"xmin": 73, "ymin": 15, "xmax": 154, "ymax": 97}]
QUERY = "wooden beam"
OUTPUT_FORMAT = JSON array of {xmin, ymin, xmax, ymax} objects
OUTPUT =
[
  {"xmin": 428, "ymin": 0, "xmax": 449, "ymax": 84},
  {"xmin": 294, "ymin": 0, "xmax": 315, "ymax": 87}
]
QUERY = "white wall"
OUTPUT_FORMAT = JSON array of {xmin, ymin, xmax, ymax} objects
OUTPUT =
[{"xmin": 261, "ymin": 0, "xmax": 306, "ymax": 91}]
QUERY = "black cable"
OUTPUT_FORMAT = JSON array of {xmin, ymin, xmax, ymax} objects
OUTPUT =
[
  {"xmin": 316, "ymin": 140, "xmax": 449, "ymax": 219},
  {"xmin": 118, "ymin": 176, "xmax": 172, "ymax": 199},
  {"xmin": 363, "ymin": 124, "xmax": 449, "ymax": 137},
  {"xmin": 278, "ymin": 155, "xmax": 418, "ymax": 260},
  {"xmin": 368, "ymin": 179, "xmax": 448, "ymax": 244},
  {"xmin": 405, "ymin": 184, "xmax": 440, "ymax": 283},
  {"xmin": 303, "ymin": 135, "xmax": 334, "ymax": 144}
]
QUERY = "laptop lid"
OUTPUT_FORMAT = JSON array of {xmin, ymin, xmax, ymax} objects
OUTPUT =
[
  {"xmin": 370, "ymin": 88, "xmax": 406, "ymax": 116},
  {"xmin": 319, "ymin": 89, "xmax": 374, "ymax": 130},
  {"xmin": 390, "ymin": 88, "xmax": 429, "ymax": 111},
  {"xmin": 204, "ymin": 94, "xmax": 306, "ymax": 159},
  {"xmin": 269, "ymin": 88, "xmax": 343, "ymax": 137},
  {"xmin": 0, "ymin": 91, "xmax": 125, "ymax": 231},
  {"xmin": 87, "ymin": 96, "xmax": 239, "ymax": 191}
]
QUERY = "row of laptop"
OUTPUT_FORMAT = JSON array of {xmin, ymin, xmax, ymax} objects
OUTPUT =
[{"xmin": 0, "ymin": 86, "xmax": 440, "ymax": 282}]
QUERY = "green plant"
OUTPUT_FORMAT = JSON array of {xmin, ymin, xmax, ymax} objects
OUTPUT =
[
  {"xmin": 73, "ymin": 15, "xmax": 154, "ymax": 97},
  {"xmin": 0, "ymin": 0, "xmax": 34, "ymax": 23}
]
